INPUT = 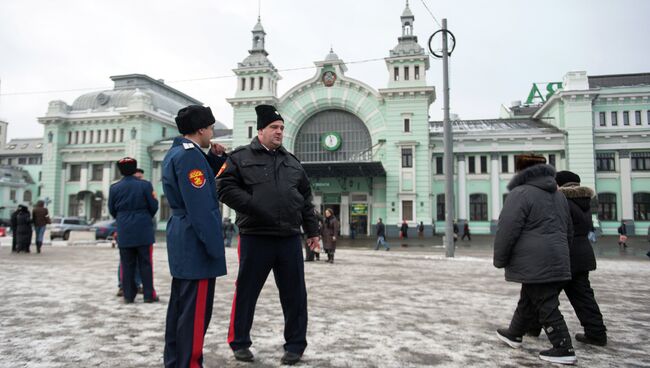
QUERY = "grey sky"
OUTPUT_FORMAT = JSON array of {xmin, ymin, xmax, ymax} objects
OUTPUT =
[{"xmin": 1, "ymin": 0, "xmax": 648, "ymax": 140}]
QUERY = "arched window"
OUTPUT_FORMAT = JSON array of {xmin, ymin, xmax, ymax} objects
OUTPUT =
[
  {"xmin": 436, "ymin": 194, "xmax": 445, "ymax": 221},
  {"xmin": 294, "ymin": 109, "xmax": 371, "ymax": 162},
  {"xmin": 633, "ymin": 192, "xmax": 650, "ymax": 220},
  {"xmin": 23, "ymin": 190, "xmax": 32, "ymax": 203},
  {"xmin": 598, "ymin": 193, "xmax": 617, "ymax": 221},
  {"xmin": 470, "ymin": 193, "xmax": 488, "ymax": 221}
]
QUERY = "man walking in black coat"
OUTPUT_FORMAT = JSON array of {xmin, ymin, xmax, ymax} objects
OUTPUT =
[{"xmin": 493, "ymin": 154, "xmax": 576, "ymax": 365}]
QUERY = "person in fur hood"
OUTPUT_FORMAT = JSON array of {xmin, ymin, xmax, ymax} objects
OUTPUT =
[
  {"xmin": 555, "ymin": 171, "xmax": 608, "ymax": 346},
  {"xmin": 493, "ymin": 154, "xmax": 577, "ymax": 365}
]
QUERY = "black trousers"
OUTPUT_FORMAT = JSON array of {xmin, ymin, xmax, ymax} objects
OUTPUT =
[
  {"xmin": 228, "ymin": 234, "xmax": 308, "ymax": 354},
  {"xmin": 564, "ymin": 271, "xmax": 607, "ymax": 338},
  {"xmin": 509, "ymin": 282, "xmax": 573, "ymax": 348},
  {"xmin": 119, "ymin": 245, "xmax": 156, "ymax": 301},
  {"xmin": 164, "ymin": 278, "xmax": 215, "ymax": 368}
]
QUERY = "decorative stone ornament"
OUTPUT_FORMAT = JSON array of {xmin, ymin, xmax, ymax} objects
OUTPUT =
[{"xmin": 322, "ymin": 71, "xmax": 337, "ymax": 87}]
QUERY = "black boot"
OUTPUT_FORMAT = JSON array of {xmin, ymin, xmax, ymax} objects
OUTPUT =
[
  {"xmin": 36, "ymin": 241, "xmax": 42, "ymax": 254},
  {"xmin": 539, "ymin": 323, "xmax": 576, "ymax": 365},
  {"xmin": 330, "ymin": 253, "xmax": 334, "ymax": 264}
]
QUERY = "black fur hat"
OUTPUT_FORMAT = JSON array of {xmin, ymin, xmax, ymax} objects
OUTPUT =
[
  {"xmin": 255, "ymin": 104, "xmax": 284, "ymax": 130},
  {"xmin": 175, "ymin": 105, "xmax": 215, "ymax": 134}
]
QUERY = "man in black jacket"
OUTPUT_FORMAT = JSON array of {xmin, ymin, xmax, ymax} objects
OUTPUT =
[
  {"xmin": 217, "ymin": 104, "xmax": 320, "ymax": 365},
  {"xmin": 494, "ymin": 154, "xmax": 576, "ymax": 365}
]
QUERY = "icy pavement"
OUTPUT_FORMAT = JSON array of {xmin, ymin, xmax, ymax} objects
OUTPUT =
[{"xmin": 0, "ymin": 243, "xmax": 649, "ymax": 367}]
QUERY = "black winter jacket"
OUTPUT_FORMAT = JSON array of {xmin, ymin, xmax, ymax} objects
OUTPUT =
[
  {"xmin": 217, "ymin": 137, "xmax": 319, "ymax": 238},
  {"xmin": 493, "ymin": 164, "xmax": 573, "ymax": 283},
  {"xmin": 558, "ymin": 184, "xmax": 597, "ymax": 273}
]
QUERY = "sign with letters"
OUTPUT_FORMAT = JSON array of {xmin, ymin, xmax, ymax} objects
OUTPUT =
[{"xmin": 525, "ymin": 82, "xmax": 563, "ymax": 104}]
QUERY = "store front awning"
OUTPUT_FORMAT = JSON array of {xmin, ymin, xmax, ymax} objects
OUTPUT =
[{"xmin": 302, "ymin": 162, "xmax": 386, "ymax": 178}]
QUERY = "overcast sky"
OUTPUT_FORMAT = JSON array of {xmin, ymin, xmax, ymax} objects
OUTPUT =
[{"xmin": 1, "ymin": 0, "xmax": 649, "ymax": 140}]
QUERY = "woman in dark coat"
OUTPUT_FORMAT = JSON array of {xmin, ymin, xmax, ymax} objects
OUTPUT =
[
  {"xmin": 321, "ymin": 208, "xmax": 339, "ymax": 263},
  {"xmin": 554, "ymin": 171, "xmax": 607, "ymax": 346},
  {"xmin": 15, "ymin": 205, "xmax": 33, "ymax": 253},
  {"xmin": 493, "ymin": 154, "xmax": 576, "ymax": 365}
]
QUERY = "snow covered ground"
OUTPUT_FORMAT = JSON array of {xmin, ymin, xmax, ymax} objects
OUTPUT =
[{"xmin": 1, "ymin": 242, "xmax": 648, "ymax": 367}]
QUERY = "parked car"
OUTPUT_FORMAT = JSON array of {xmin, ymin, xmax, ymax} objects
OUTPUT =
[
  {"xmin": 94, "ymin": 219, "xmax": 117, "ymax": 240},
  {"xmin": 49, "ymin": 217, "xmax": 93, "ymax": 240}
]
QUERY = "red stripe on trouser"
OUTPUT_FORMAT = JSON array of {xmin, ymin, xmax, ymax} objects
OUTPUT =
[
  {"xmin": 119, "ymin": 260, "xmax": 123, "ymax": 285},
  {"xmin": 149, "ymin": 245, "xmax": 157, "ymax": 298},
  {"xmin": 190, "ymin": 279, "xmax": 208, "ymax": 368},
  {"xmin": 227, "ymin": 236, "xmax": 241, "ymax": 344}
]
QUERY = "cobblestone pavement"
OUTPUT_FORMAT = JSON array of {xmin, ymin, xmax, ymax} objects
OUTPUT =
[{"xmin": 1, "ymin": 239, "xmax": 649, "ymax": 367}]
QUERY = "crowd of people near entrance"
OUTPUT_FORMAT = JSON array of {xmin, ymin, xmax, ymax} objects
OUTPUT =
[{"xmin": 5, "ymin": 102, "xmax": 650, "ymax": 367}]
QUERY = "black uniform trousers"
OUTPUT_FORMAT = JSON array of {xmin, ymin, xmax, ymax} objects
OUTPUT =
[
  {"xmin": 119, "ymin": 245, "xmax": 156, "ymax": 301},
  {"xmin": 228, "ymin": 234, "xmax": 308, "ymax": 354},
  {"xmin": 509, "ymin": 282, "xmax": 573, "ymax": 348},
  {"xmin": 164, "ymin": 278, "xmax": 216, "ymax": 368}
]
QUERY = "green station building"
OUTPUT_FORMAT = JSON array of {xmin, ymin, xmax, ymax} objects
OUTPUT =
[{"xmin": 1, "ymin": 2, "xmax": 648, "ymax": 237}]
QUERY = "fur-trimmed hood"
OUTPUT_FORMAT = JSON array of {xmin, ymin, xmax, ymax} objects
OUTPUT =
[
  {"xmin": 558, "ymin": 184, "xmax": 595, "ymax": 199},
  {"xmin": 507, "ymin": 164, "xmax": 557, "ymax": 192},
  {"xmin": 559, "ymin": 183, "xmax": 594, "ymax": 212}
]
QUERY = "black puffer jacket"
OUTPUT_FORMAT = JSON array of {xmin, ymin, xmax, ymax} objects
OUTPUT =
[
  {"xmin": 493, "ymin": 164, "xmax": 573, "ymax": 283},
  {"xmin": 559, "ymin": 184, "xmax": 597, "ymax": 273},
  {"xmin": 217, "ymin": 137, "xmax": 319, "ymax": 238},
  {"xmin": 15, "ymin": 208, "xmax": 33, "ymax": 248}
]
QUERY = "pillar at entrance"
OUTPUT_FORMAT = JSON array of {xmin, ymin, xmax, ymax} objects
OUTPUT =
[{"xmin": 340, "ymin": 194, "xmax": 349, "ymax": 236}]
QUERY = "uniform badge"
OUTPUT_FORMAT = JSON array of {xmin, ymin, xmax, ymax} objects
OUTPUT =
[
  {"xmin": 217, "ymin": 162, "xmax": 227, "ymax": 177},
  {"xmin": 188, "ymin": 169, "xmax": 206, "ymax": 188}
]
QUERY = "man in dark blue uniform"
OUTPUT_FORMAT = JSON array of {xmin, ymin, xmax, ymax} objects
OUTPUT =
[
  {"xmin": 108, "ymin": 157, "xmax": 159, "ymax": 303},
  {"xmin": 162, "ymin": 105, "xmax": 228, "ymax": 368},
  {"xmin": 217, "ymin": 104, "xmax": 320, "ymax": 365}
]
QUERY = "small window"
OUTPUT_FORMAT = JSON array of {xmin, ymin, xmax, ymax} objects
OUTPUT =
[
  {"xmin": 470, "ymin": 193, "xmax": 488, "ymax": 221},
  {"xmin": 69, "ymin": 164, "xmax": 81, "ymax": 181},
  {"xmin": 548, "ymin": 154, "xmax": 556, "ymax": 168},
  {"xmin": 259, "ymin": 77, "xmax": 264, "ymax": 90},
  {"xmin": 501, "ymin": 155, "xmax": 509, "ymax": 173},
  {"xmin": 435, "ymin": 156, "xmax": 443, "ymax": 175},
  {"xmin": 631, "ymin": 152, "xmax": 650, "ymax": 171},
  {"xmin": 82, "ymin": 131, "xmax": 86, "ymax": 144},
  {"xmin": 74, "ymin": 131, "xmax": 79, "ymax": 144},
  {"xmin": 633, "ymin": 192, "xmax": 650, "ymax": 220},
  {"xmin": 162, "ymin": 127, "xmax": 167, "ymax": 137},
  {"xmin": 247, "ymin": 126, "xmax": 253, "ymax": 139},
  {"xmin": 401, "ymin": 148, "xmax": 413, "ymax": 168},
  {"xmin": 611, "ymin": 112, "xmax": 618, "ymax": 126},
  {"xmin": 480, "ymin": 156, "xmax": 487, "ymax": 174},
  {"xmin": 119, "ymin": 129, "xmax": 124, "ymax": 142},
  {"xmin": 599, "ymin": 112, "xmax": 606, "ymax": 127},
  {"xmin": 404, "ymin": 118, "xmax": 410, "ymax": 133},
  {"xmin": 414, "ymin": 65, "xmax": 420, "ymax": 80},
  {"xmin": 598, "ymin": 193, "xmax": 617, "ymax": 221},
  {"xmin": 394, "ymin": 67, "xmax": 399, "ymax": 81},
  {"xmin": 648, "ymin": 111, "xmax": 650, "ymax": 126},
  {"xmin": 402, "ymin": 200, "xmax": 413, "ymax": 221},
  {"xmin": 241, "ymin": 78, "xmax": 246, "ymax": 91},
  {"xmin": 18, "ymin": 157, "xmax": 27, "ymax": 165},
  {"xmin": 104, "ymin": 129, "xmax": 109, "ymax": 143},
  {"xmin": 91, "ymin": 164, "xmax": 103, "ymax": 181},
  {"xmin": 468, "ymin": 156, "xmax": 476, "ymax": 174},
  {"xmin": 68, "ymin": 132, "xmax": 72, "ymax": 144},
  {"xmin": 112, "ymin": 129, "xmax": 117, "ymax": 143},
  {"xmin": 596, "ymin": 152, "xmax": 616, "ymax": 172},
  {"xmin": 404, "ymin": 66, "xmax": 410, "ymax": 81},
  {"xmin": 23, "ymin": 190, "xmax": 32, "ymax": 203},
  {"xmin": 89, "ymin": 130, "xmax": 94, "ymax": 143},
  {"xmin": 623, "ymin": 111, "xmax": 630, "ymax": 126},
  {"xmin": 436, "ymin": 194, "xmax": 445, "ymax": 221},
  {"xmin": 250, "ymin": 77, "xmax": 254, "ymax": 90},
  {"xmin": 635, "ymin": 111, "xmax": 642, "ymax": 126},
  {"xmin": 10, "ymin": 190, "xmax": 16, "ymax": 201}
]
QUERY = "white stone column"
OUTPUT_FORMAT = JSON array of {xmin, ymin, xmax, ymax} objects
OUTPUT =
[
  {"xmin": 619, "ymin": 150, "xmax": 634, "ymax": 232},
  {"xmin": 490, "ymin": 154, "xmax": 501, "ymax": 234},
  {"xmin": 457, "ymin": 155, "xmax": 467, "ymax": 222},
  {"xmin": 340, "ymin": 194, "xmax": 349, "ymax": 236},
  {"xmin": 80, "ymin": 163, "xmax": 88, "ymax": 191},
  {"xmin": 102, "ymin": 163, "xmax": 111, "ymax": 218}
]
